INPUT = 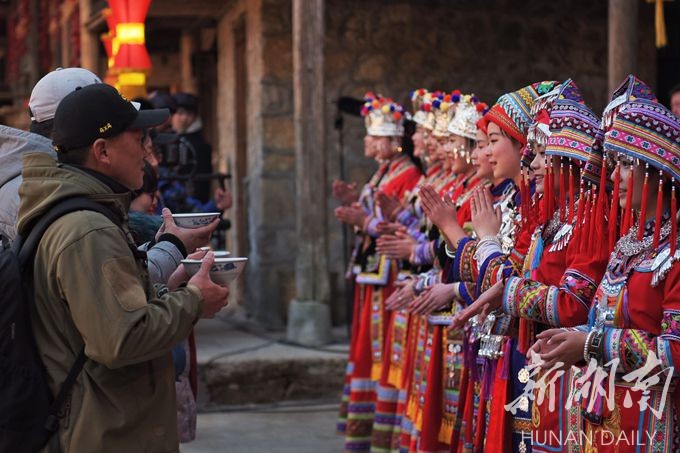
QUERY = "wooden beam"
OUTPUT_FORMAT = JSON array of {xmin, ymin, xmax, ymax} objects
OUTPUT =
[{"xmin": 147, "ymin": 0, "xmax": 234, "ymax": 18}]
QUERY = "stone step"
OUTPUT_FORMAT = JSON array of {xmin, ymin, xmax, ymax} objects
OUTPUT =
[{"xmin": 195, "ymin": 315, "xmax": 348, "ymax": 409}]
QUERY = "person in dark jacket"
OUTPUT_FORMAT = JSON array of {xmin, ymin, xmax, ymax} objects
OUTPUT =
[{"xmin": 171, "ymin": 93, "xmax": 213, "ymax": 203}]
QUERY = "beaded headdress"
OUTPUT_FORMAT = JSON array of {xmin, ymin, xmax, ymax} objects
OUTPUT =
[
  {"xmin": 361, "ymin": 92, "xmax": 405, "ymax": 137},
  {"xmin": 600, "ymin": 76, "xmax": 661, "ymax": 253},
  {"xmin": 447, "ymin": 94, "xmax": 488, "ymax": 140},
  {"xmin": 605, "ymin": 99, "xmax": 680, "ymax": 254},
  {"xmin": 410, "ymin": 88, "xmax": 433, "ymax": 130},
  {"xmin": 480, "ymin": 81, "xmax": 559, "ymax": 146},
  {"xmin": 431, "ymin": 90, "xmax": 462, "ymax": 138}
]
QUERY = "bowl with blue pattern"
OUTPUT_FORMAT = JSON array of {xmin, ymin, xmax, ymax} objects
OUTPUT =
[
  {"xmin": 172, "ymin": 212, "xmax": 221, "ymax": 229},
  {"xmin": 181, "ymin": 257, "xmax": 248, "ymax": 285}
]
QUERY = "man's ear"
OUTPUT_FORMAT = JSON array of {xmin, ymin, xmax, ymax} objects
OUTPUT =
[{"xmin": 91, "ymin": 138, "xmax": 110, "ymax": 166}]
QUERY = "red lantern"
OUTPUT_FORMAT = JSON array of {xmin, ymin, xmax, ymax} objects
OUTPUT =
[
  {"xmin": 106, "ymin": 0, "xmax": 152, "ymax": 97},
  {"xmin": 108, "ymin": 0, "xmax": 152, "ymax": 73}
]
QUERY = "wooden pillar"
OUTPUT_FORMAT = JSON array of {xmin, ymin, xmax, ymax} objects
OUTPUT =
[
  {"xmin": 79, "ymin": 0, "xmax": 98, "ymax": 73},
  {"xmin": 287, "ymin": 0, "xmax": 331, "ymax": 345},
  {"xmin": 26, "ymin": 0, "xmax": 40, "ymax": 87},
  {"xmin": 180, "ymin": 32, "xmax": 197, "ymax": 93},
  {"xmin": 608, "ymin": 0, "xmax": 638, "ymax": 93}
]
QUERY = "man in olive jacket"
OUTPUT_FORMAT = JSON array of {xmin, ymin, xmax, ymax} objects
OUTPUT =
[{"xmin": 17, "ymin": 83, "xmax": 230, "ymax": 452}]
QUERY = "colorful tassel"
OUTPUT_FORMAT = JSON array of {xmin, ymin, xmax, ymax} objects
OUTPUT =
[
  {"xmin": 653, "ymin": 172, "xmax": 664, "ymax": 249},
  {"xmin": 596, "ymin": 158, "xmax": 608, "ymax": 227},
  {"xmin": 671, "ymin": 181, "xmax": 677, "ymax": 257},
  {"xmin": 609, "ymin": 163, "xmax": 621, "ymax": 253},
  {"xmin": 637, "ymin": 165, "xmax": 649, "ymax": 241},
  {"xmin": 546, "ymin": 156, "xmax": 555, "ymax": 222},
  {"xmin": 576, "ymin": 182, "xmax": 586, "ymax": 253},
  {"xmin": 587, "ymin": 190, "xmax": 597, "ymax": 252},
  {"xmin": 520, "ymin": 163, "xmax": 528, "ymax": 227},
  {"xmin": 569, "ymin": 163, "xmax": 575, "ymax": 223},
  {"xmin": 559, "ymin": 161, "xmax": 566, "ymax": 222},
  {"xmin": 621, "ymin": 170, "xmax": 634, "ymax": 237}
]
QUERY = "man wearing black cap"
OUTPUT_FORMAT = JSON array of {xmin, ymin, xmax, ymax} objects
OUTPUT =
[{"xmin": 16, "ymin": 83, "xmax": 230, "ymax": 451}]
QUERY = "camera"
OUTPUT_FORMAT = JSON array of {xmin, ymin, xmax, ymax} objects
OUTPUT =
[{"xmin": 151, "ymin": 131, "xmax": 197, "ymax": 178}]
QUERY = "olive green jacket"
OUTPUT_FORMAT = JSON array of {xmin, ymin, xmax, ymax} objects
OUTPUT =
[{"xmin": 17, "ymin": 153, "xmax": 203, "ymax": 452}]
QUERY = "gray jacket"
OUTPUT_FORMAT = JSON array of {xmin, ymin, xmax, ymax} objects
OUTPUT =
[
  {"xmin": 0, "ymin": 125, "xmax": 183, "ymax": 283},
  {"xmin": 0, "ymin": 125, "xmax": 54, "ymax": 242}
]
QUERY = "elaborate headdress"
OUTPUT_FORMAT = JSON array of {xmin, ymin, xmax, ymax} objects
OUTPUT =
[
  {"xmin": 431, "ymin": 90, "xmax": 462, "ymax": 138},
  {"xmin": 605, "ymin": 98, "xmax": 680, "ymax": 255},
  {"xmin": 480, "ymin": 81, "xmax": 559, "ymax": 146},
  {"xmin": 411, "ymin": 88, "xmax": 433, "ymax": 129},
  {"xmin": 545, "ymin": 84, "xmax": 607, "ymax": 256},
  {"xmin": 361, "ymin": 92, "xmax": 405, "ymax": 137},
  {"xmin": 601, "ymin": 75, "xmax": 657, "ymax": 131},
  {"xmin": 447, "ymin": 94, "xmax": 488, "ymax": 140},
  {"xmin": 599, "ymin": 76, "xmax": 658, "ymax": 252}
]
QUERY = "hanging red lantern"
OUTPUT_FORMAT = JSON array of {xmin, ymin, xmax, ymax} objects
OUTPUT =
[{"xmin": 106, "ymin": 0, "xmax": 152, "ymax": 98}]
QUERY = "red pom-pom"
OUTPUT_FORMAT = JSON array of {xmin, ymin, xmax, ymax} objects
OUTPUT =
[
  {"xmin": 536, "ymin": 109, "xmax": 550, "ymax": 125},
  {"xmin": 476, "ymin": 103, "xmax": 486, "ymax": 112},
  {"xmin": 444, "ymin": 94, "xmax": 451, "ymax": 102},
  {"xmin": 452, "ymin": 89, "xmax": 461, "ymax": 95},
  {"xmin": 423, "ymin": 103, "xmax": 432, "ymax": 112},
  {"xmin": 418, "ymin": 89, "xmax": 426, "ymax": 96},
  {"xmin": 393, "ymin": 111, "xmax": 402, "ymax": 120}
]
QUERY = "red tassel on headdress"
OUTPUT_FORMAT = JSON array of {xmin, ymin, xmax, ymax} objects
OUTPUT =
[
  {"xmin": 578, "ymin": 187, "xmax": 590, "ymax": 254},
  {"xmin": 546, "ymin": 156, "xmax": 555, "ymax": 222},
  {"xmin": 519, "ymin": 163, "xmax": 528, "ymax": 227},
  {"xmin": 582, "ymin": 189, "xmax": 593, "ymax": 253},
  {"xmin": 568, "ymin": 163, "xmax": 575, "ymax": 223},
  {"xmin": 653, "ymin": 173, "xmax": 664, "ymax": 249},
  {"xmin": 621, "ymin": 172, "xmax": 634, "ymax": 236},
  {"xmin": 637, "ymin": 166, "xmax": 649, "ymax": 241},
  {"xmin": 575, "ymin": 182, "xmax": 586, "ymax": 253},
  {"xmin": 559, "ymin": 161, "xmax": 566, "ymax": 222},
  {"xmin": 609, "ymin": 163, "xmax": 621, "ymax": 252},
  {"xmin": 541, "ymin": 159, "xmax": 549, "ymax": 224},
  {"xmin": 587, "ymin": 189, "xmax": 597, "ymax": 251},
  {"xmin": 671, "ymin": 182, "xmax": 677, "ymax": 257},
  {"xmin": 596, "ymin": 158, "xmax": 608, "ymax": 227}
]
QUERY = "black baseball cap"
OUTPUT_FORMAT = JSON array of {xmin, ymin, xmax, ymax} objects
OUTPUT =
[{"xmin": 52, "ymin": 83, "xmax": 170, "ymax": 152}]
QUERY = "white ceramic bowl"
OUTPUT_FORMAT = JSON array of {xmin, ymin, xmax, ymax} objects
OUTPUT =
[
  {"xmin": 198, "ymin": 247, "xmax": 230, "ymax": 258},
  {"xmin": 181, "ymin": 257, "xmax": 248, "ymax": 285},
  {"xmin": 172, "ymin": 212, "xmax": 221, "ymax": 229}
]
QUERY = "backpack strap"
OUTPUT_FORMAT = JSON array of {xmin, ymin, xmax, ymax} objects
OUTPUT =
[
  {"xmin": 16, "ymin": 197, "xmax": 124, "ymax": 438},
  {"xmin": 17, "ymin": 197, "xmax": 123, "ymax": 268},
  {"xmin": 44, "ymin": 349, "xmax": 87, "ymax": 434}
]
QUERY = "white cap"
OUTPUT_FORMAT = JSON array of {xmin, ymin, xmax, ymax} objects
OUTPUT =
[{"xmin": 28, "ymin": 67, "xmax": 102, "ymax": 123}]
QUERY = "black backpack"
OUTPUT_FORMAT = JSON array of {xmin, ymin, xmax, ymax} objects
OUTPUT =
[{"xmin": 0, "ymin": 197, "xmax": 122, "ymax": 453}]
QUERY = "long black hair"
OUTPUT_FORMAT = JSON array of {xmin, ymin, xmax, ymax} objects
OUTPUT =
[{"xmin": 402, "ymin": 118, "xmax": 424, "ymax": 174}]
